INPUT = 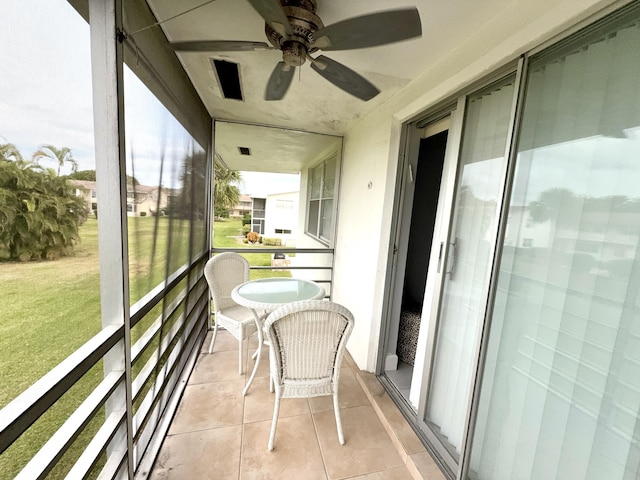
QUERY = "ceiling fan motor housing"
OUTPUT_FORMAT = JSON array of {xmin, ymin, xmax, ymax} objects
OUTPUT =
[{"xmin": 265, "ymin": 0, "xmax": 324, "ymax": 66}]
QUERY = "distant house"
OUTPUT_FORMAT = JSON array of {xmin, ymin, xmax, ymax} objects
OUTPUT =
[
  {"xmin": 126, "ymin": 184, "xmax": 172, "ymax": 217},
  {"xmin": 250, "ymin": 197, "xmax": 266, "ymax": 234},
  {"xmin": 247, "ymin": 191, "xmax": 299, "ymax": 240},
  {"xmin": 69, "ymin": 179, "xmax": 172, "ymax": 217},
  {"xmin": 68, "ymin": 179, "xmax": 97, "ymax": 213},
  {"xmin": 264, "ymin": 191, "xmax": 298, "ymax": 242},
  {"xmin": 229, "ymin": 194, "xmax": 252, "ymax": 218}
]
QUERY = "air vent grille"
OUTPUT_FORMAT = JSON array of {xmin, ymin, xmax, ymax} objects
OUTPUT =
[{"xmin": 211, "ymin": 59, "xmax": 243, "ymax": 100}]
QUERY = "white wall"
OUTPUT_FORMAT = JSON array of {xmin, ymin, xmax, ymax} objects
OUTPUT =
[
  {"xmin": 332, "ymin": 0, "xmax": 620, "ymax": 371},
  {"xmin": 264, "ymin": 191, "xmax": 298, "ymax": 241}
]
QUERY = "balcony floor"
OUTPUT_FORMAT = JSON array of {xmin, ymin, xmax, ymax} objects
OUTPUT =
[{"xmin": 150, "ymin": 330, "xmax": 445, "ymax": 480}]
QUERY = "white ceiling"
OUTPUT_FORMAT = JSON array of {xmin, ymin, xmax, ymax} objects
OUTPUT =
[{"xmin": 144, "ymin": 0, "xmax": 512, "ymax": 173}]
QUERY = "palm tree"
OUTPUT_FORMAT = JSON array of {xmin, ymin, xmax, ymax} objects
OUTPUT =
[
  {"xmin": 214, "ymin": 163, "xmax": 242, "ymax": 213},
  {"xmin": 0, "ymin": 142, "xmax": 26, "ymax": 165},
  {"xmin": 32, "ymin": 144, "xmax": 78, "ymax": 176}
]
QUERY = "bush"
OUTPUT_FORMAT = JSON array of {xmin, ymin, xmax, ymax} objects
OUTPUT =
[
  {"xmin": 246, "ymin": 231, "xmax": 259, "ymax": 244},
  {"xmin": 0, "ymin": 158, "xmax": 88, "ymax": 261},
  {"xmin": 140, "ymin": 211, "xmax": 147, "ymax": 217},
  {"xmin": 242, "ymin": 225, "xmax": 250, "ymax": 235},
  {"xmin": 262, "ymin": 237, "xmax": 282, "ymax": 246}
]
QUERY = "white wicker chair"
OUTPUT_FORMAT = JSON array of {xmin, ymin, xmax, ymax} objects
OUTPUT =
[
  {"xmin": 263, "ymin": 300, "xmax": 355, "ymax": 451},
  {"xmin": 204, "ymin": 252, "xmax": 257, "ymax": 374}
]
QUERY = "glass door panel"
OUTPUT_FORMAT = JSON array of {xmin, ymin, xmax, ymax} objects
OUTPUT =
[
  {"xmin": 469, "ymin": 12, "xmax": 640, "ymax": 480},
  {"xmin": 424, "ymin": 76, "xmax": 517, "ymax": 461}
]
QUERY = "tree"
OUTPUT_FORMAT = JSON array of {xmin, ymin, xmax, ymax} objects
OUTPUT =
[
  {"xmin": 214, "ymin": 163, "xmax": 241, "ymax": 214},
  {"xmin": 214, "ymin": 203, "xmax": 230, "ymax": 218},
  {"xmin": 0, "ymin": 145, "xmax": 88, "ymax": 261},
  {"xmin": 0, "ymin": 142, "xmax": 26, "ymax": 164},
  {"xmin": 32, "ymin": 144, "xmax": 78, "ymax": 176},
  {"xmin": 68, "ymin": 170, "xmax": 96, "ymax": 181}
]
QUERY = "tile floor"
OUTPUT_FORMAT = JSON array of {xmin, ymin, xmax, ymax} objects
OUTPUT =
[{"xmin": 150, "ymin": 330, "xmax": 446, "ymax": 480}]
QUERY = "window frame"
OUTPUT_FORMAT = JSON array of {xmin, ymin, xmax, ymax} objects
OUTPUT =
[{"xmin": 305, "ymin": 154, "xmax": 338, "ymax": 245}]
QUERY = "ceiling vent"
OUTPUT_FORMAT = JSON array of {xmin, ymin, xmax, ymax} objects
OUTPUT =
[
  {"xmin": 211, "ymin": 59, "xmax": 243, "ymax": 100},
  {"xmin": 238, "ymin": 147, "xmax": 251, "ymax": 156}
]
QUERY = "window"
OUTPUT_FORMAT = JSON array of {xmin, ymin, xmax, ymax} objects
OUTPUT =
[
  {"xmin": 522, "ymin": 238, "xmax": 533, "ymax": 248},
  {"xmin": 275, "ymin": 228, "xmax": 292, "ymax": 234},
  {"xmin": 306, "ymin": 155, "xmax": 337, "ymax": 243}
]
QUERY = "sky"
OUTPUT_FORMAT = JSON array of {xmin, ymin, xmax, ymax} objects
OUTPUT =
[{"xmin": 0, "ymin": 0, "xmax": 299, "ymax": 196}]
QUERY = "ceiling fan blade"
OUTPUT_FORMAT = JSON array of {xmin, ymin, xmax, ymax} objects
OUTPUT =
[
  {"xmin": 312, "ymin": 8, "xmax": 421, "ymax": 51},
  {"xmin": 246, "ymin": 0, "xmax": 292, "ymax": 37},
  {"xmin": 310, "ymin": 55, "xmax": 379, "ymax": 101},
  {"xmin": 265, "ymin": 62, "xmax": 295, "ymax": 101},
  {"xmin": 171, "ymin": 41, "xmax": 273, "ymax": 52}
]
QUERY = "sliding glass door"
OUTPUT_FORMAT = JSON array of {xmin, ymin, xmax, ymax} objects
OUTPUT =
[
  {"xmin": 420, "ymin": 75, "xmax": 518, "ymax": 469},
  {"xmin": 468, "ymin": 9, "xmax": 640, "ymax": 480}
]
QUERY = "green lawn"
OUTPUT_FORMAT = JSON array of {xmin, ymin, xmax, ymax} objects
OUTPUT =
[
  {"xmin": 0, "ymin": 216, "xmax": 285, "ymax": 478},
  {"xmin": 213, "ymin": 217, "xmax": 291, "ymax": 279}
]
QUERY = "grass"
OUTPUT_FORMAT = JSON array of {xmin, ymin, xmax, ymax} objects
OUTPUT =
[
  {"xmin": 213, "ymin": 217, "xmax": 291, "ymax": 279},
  {"xmin": 0, "ymin": 215, "xmax": 286, "ymax": 478}
]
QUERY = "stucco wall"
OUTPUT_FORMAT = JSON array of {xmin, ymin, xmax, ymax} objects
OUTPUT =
[{"xmin": 333, "ymin": 0, "xmax": 620, "ymax": 371}]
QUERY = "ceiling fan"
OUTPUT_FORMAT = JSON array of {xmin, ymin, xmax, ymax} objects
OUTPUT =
[{"xmin": 171, "ymin": 0, "xmax": 422, "ymax": 101}]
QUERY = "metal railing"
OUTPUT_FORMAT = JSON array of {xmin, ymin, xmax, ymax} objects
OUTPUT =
[
  {"xmin": 212, "ymin": 247, "xmax": 335, "ymax": 298},
  {"xmin": 0, "ymin": 254, "xmax": 209, "ymax": 480},
  {"xmin": 0, "ymin": 247, "xmax": 334, "ymax": 479}
]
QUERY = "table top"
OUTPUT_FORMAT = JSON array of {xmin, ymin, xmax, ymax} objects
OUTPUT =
[{"xmin": 232, "ymin": 277, "xmax": 325, "ymax": 311}]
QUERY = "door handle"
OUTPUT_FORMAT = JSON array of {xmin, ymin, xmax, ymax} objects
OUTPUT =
[{"xmin": 446, "ymin": 238, "xmax": 457, "ymax": 277}]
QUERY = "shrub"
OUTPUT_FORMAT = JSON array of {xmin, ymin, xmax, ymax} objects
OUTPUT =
[
  {"xmin": 0, "ymin": 157, "xmax": 88, "ymax": 261},
  {"xmin": 140, "ymin": 211, "xmax": 147, "ymax": 217},
  {"xmin": 246, "ymin": 231, "xmax": 259, "ymax": 244},
  {"xmin": 262, "ymin": 237, "xmax": 282, "ymax": 246},
  {"xmin": 242, "ymin": 225, "xmax": 251, "ymax": 235}
]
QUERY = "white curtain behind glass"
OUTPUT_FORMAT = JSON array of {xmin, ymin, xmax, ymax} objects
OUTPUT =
[
  {"xmin": 426, "ymin": 79, "xmax": 515, "ymax": 455},
  {"xmin": 470, "ymin": 19, "xmax": 640, "ymax": 480}
]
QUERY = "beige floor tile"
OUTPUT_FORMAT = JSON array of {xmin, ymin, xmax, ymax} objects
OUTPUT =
[
  {"xmin": 308, "ymin": 367, "xmax": 369, "ymax": 413},
  {"xmin": 357, "ymin": 371, "xmax": 386, "ymax": 400},
  {"xmin": 151, "ymin": 340, "xmax": 443, "ymax": 480},
  {"xmin": 348, "ymin": 465, "xmax": 415, "ymax": 479},
  {"xmin": 243, "ymin": 376, "xmax": 310, "ymax": 424},
  {"xmin": 150, "ymin": 425, "xmax": 242, "ymax": 480},
  {"xmin": 169, "ymin": 379, "xmax": 245, "ymax": 434},
  {"xmin": 201, "ymin": 328, "xmax": 243, "ymax": 354},
  {"xmin": 241, "ymin": 415, "xmax": 327, "ymax": 480},
  {"xmin": 189, "ymin": 350, "xmax": 246, "ymax": 384},
  {"xmin": 314, "ymin": 405, "xmax": 404, "ymax": 479},
  {"xmin": 408, "ymin": 451, "xmax": 446, "ymax": 480},
  {"xmin": 374, "ymin": 393, "xmax": 425, "ymax": 456},
  {"xmin": 343, "ymin": 349, "xmax": 359, "ymax": 369}
]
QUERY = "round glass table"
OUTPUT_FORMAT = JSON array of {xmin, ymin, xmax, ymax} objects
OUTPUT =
[
  {"xmin": 233, "ymin": 277, "xmax": 325, "ymax": 310},
  {"xmin": 232, "ymin": 277, "xmax": 325, "ymax": 395}
]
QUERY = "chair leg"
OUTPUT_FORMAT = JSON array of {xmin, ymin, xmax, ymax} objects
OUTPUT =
[
  {"xmin": 208, "ymin": 321, "xmax": 218, "ymax": 354},
  {"xmin": 238, "ymin": 329, "xmax": 244, "ymax": 375},
  {"xmin": 333, "ymin": 392, "xmax": 345, "ymax": 445},
  {"xmin": 268, "ymin": 393, "xmax": 282, "ymax": 451}
]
